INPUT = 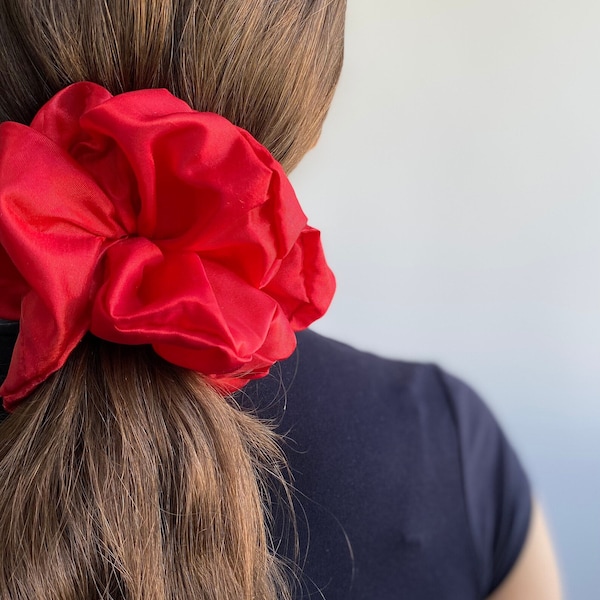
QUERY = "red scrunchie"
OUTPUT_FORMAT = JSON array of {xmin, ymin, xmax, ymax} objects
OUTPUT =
[{"xmin": 0, "ymin": 82, "xmax": 335, "ymax": 411}]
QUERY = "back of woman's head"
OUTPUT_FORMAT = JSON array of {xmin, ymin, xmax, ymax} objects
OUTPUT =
[
  {"xmin": 0, "ymin": 0, "xmax": 345, "ymax": 171},
  {"xmin": 0, "ymin": 1, "xmax": 345, "ymax": 598}
]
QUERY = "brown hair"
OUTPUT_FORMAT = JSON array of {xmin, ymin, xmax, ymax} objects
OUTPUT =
[
  {"xmin": 0, "ymin": 0, "xmax": 346, "ymax": 598},
  {"xmin": 0, "ymin": 338, "xmax": 293, "ymax": 598},
  {"xmin": 0, "ymin": 0, "xmax": 345, "ymax": 172}
]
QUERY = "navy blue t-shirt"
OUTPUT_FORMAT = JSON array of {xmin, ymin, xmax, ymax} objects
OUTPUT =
[
  {"xmin": 0, "ymin": 322, "xmax": 531, "ymax": 599},
  {"xmin": 243, "ymin": 330, "xmax": 531, "ymax": 599}
]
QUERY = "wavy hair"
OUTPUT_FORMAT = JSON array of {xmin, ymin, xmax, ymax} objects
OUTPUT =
[{"xmin": 0, "ymin": 0, "xmax": 345, "ymax": 598}]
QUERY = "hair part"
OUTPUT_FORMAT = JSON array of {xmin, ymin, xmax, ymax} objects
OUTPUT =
[{"xmin": 0, "ymin": 0, "xmax": 346, "ymax": 171}]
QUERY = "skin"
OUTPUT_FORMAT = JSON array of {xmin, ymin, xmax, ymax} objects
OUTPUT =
[{"xmin": 486, "ymin": 500, "xmax": 562, "ymax": 600}]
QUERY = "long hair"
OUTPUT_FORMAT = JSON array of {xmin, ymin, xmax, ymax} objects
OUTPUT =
[
  {"xmin": 0, "ymin": 338, "xmax": 290, "ymax": 599},
  {"xmin": 0, "ymin": 1, "xmax": 346, "ymax": 598}
]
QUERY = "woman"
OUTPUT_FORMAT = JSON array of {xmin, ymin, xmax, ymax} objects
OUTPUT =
[{"xmin": 0, "ymin": 0, "xmax": 560, "ymax": 598}]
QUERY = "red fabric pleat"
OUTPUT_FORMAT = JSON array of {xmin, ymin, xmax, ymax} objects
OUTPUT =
[{"xmin": 0, "ymin": 82, "xmax": 335, "ymax": 411}]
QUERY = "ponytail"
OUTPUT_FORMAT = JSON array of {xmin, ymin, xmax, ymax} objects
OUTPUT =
[
  {"xmin": 0, "ymin": 337, "xmax": 293, "ymax": 599},
  {"xmin": 0, "ymin": 1, "xmax": 346, "ymax": 597}
]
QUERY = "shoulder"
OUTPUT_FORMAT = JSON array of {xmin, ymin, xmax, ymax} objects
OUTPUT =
[
  {"xmin": 262, "ymin": 329, "xmax": 497, "ymax": 455},
  {"xmin": 245, "ymin": 330, "xmax": 532, "ymax": 599},
  {"xmin": 271, "ymin": 328, "xmax": 449, "ymax": 419},
  {"xmin": 248, "ymin": 329, "xmax": 457, "ymax": 471}
]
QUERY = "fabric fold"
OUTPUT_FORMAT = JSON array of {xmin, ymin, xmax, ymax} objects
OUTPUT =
[{"xmin": 0, "ymin": 82, "xmax": 335, "ymax": 410}]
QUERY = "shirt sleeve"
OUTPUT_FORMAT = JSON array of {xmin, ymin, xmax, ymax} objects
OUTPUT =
[{"xmin": 438, "ymin": 368, "xmax": 532, "ymax": 596}]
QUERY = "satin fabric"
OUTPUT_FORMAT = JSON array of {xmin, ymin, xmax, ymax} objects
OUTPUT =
[{"xmin": 0, "ymin": 82, "xmax": 335, "ymax": 410}]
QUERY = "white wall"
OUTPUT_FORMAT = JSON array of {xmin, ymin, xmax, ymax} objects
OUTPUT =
[{"xmin": 291, "ymin": 1, "xmax": 600, "ymax": 598}]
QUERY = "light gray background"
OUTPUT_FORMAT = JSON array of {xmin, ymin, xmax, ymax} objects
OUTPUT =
[{"xmin": 291, "ymin": 1, "xmax": 600, "ymax": 598}]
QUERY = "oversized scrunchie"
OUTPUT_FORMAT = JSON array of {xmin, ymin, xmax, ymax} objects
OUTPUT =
[{"xmin": 0, "ymin": 82, "xmax": 335, "ymax": 411}]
